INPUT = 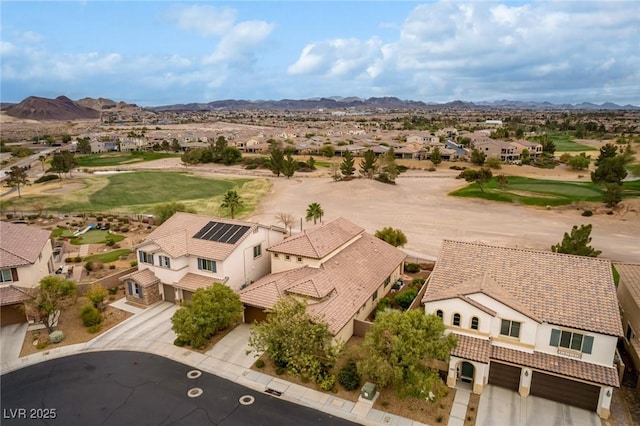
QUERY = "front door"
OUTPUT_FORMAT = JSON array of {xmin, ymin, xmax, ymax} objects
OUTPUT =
[{"xmin": 461, "ymin": 362, "xmax": 475, "ymax": 383}]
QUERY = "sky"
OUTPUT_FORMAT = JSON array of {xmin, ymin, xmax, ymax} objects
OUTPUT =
[{"xmin": 1, "ymin": 1, "xmax": 639, "ymax": 106}]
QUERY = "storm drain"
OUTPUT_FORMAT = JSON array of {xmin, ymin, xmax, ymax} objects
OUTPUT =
[
  {"xmin": 187, "ymin": 387, "xmax": 203, "ymax": 398},
  {"xmin": 187, "ymin": 370, "xmax": 202, "ymax": 379},
  {"xmin": 239, "ymin": 395, "xmax": 255, "ymax": 406}
]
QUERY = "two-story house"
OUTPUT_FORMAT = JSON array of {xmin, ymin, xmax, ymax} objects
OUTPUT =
[
  {"xmin": 0, "ymin": 221, "xmax": 54, "ymax": 326},
  {"xmin": 423, "ymin": 240, "xmax": 621, "ymax": 418},
  {"xmin": 120, "ymin": 213, "xmax": 285, "ymax": 306},
  {"xmin": 615, "ymin": 263, "xmax": 640, "ymax": 388},
  {"xmin": 239, "ymin": 217, "xmax": 406, "ymax": 343}
]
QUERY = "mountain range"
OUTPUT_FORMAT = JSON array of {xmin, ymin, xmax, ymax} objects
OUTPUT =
[{"xmin": 1, "ymin": 95, "xmax": 638, "ymax": 120}]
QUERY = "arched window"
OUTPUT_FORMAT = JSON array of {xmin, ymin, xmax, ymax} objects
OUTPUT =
[
  {"xmin": 471, "ymin": 316, "xmax": 479, "ymax": 330},
  {"xmin": 436, "ymin": 310, "xmax": 443, "ymax": 319},
  {"xmin": 453, "ymin": 313, "xmax": 461, "ymax": 326}
]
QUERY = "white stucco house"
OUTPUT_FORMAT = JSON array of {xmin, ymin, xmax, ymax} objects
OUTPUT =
[
  {"xmin": 239, "ymin": 217, "xmax": 406, "ymax": 343},
  {"xmin": 616, "ymin": 263, "xmax": 640, "ymax": 387},
  {"xmin": 120, "ymin": 213, "xmax": 286, "ymax": 306},
  {"xmin": 0, "ymin": 221, "xmax": 54, "ymax": 326},
  {"xmin": 423, "ymin": 240, "xmax": 622, "ymax": 418}
]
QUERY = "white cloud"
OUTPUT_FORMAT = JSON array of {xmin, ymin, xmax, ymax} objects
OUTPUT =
[
  {"xmin": 205, "ymin": 20, "xmax": 274, "ymax": 65},
  {"xmin": 170, "ymin": 5, "xmax": 237, "ymax": 37}
]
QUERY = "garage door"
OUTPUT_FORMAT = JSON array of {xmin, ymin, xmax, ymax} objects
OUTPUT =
[
  {"xmin": 162, "ymin": 284, "xmax": 175, "ymax": 302},
  {"xmin": 0, "ymin": 304, "xmax": 27, "ymax": 326},
  {"xmin": 530, "ymin": 372, "xmax": 600, "ymax": 411},
  {"xmin": 244, "ymin": 306, "xmax": 267, "ymax": 323},
  {"xmin": 488, "ymin": 362, "xmax": 521, "ymax": 391}
]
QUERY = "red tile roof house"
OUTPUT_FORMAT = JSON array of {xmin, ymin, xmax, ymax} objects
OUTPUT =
[
  {"xmin": 0, "ymin": 221, "xmax": 55, "ymax": 326},
  {"xmin": 120, "ymin": 213, "xmax": 286, "ymax": 306},
  {"xmin": 423, "ymin": 240, "xmax": 622, "ymax": 419},
  {"xmin": 239, "ymin": 217, "xmax": 406, "ymax": 343},
  {"xmin": 615, "ymin": 263, "xmax": 640, "ymax": 388}
]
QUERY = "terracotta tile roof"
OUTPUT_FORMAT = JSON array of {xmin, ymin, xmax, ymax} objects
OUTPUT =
[
  {"xmin": 119, "ymin": 268, "xmax": 160, "ymax": 288},
  {"xmin": 173, "ymin": 273, "xmax": 217, "ymax": 292},
  {"xmin": 139, "ymin": 213, "xmax": 261, "ymax": 261},
  {"xmin": 0, "ymin": 221, "xmax": 51, "ymax": 268},
  {"xmin": 0, "ymin": 285, "xmax": 33, "ymax": 306},
  {"xmin": 423, "ymin": 240, "xmax": 622, "ymax": 337},
  {"xmin": 451, "ymin": 333, "xmax": 491, "ymax": 363},
  {"xmin": 615, "ymin": 263, "xmax": 640, "ymax": 303},
  {"xmin": 241, "ymin": 231, "xmax": 406, "ymax": 335},
  {"xmin": 267, "ymin": 217, "xmax": 364, "ymax": 259},
  {"xmin": 491, "ymin": 345, "xmax": 619, "ymax": 387}
]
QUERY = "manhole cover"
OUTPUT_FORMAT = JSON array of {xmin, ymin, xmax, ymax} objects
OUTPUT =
[
  {"xmin": 187, "ymin": 370, "xmax": 202, "ymax": 379},
  {"xmin": 239, "ymin": 395, "xmax": 255, "ymax": 405},
  {"xmin": 187, "ymin": 387, "xmax": 203, "ymax": 398}
]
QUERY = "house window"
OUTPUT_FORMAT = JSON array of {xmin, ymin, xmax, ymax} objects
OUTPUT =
[
  {"xmin": 159, "ymin": 255, "xmax": 171, "ymax": 268},
  {"xmin": 0, "ymin": 269, "xmax": 14, "ymax": 283},
  {"xmin": 274, "ymin": 253, "xmax": 279, "ymax": 258},
  {"xmin": 436, "ymin": 310, "xmax": 443, "ymax": 319},
  {"xmin": 372, "ymin": 290, "xmax": 378, "ymax": 302},
  {"xmin": 197, "ymin": 258, "xmax": 216, "ymax": 273},
  {"xmin": 253, "ymin": 245, "xmax": 262, "ymax": 258},
  {"xmin": 285, "ymin": 255, "xmax": 290, "ymax": 261},
  {"xmin": 627, "ymin": 325, "xmax": 635, "ymax": 342},
  {"xmin": 471, "ymin": 317, "xmax": 479, "ymax": 330},
  {"xmin": 127, "ymin": 281, "xmax": 142, "ymax": 299},
  {"xmin": 139, "ymin": 251, "xmax": 154, "ymax": 265},
  {"xmin": 453, "ymin": 313, "xmax": 461, "ymax": 327},
  {"xmin": 384, "ymin": 276, "xmax": 391, "ymax": 287},
  {"xmin": 550, "ymin": 329, "xmax": 593, "ymax": 354},
  {"xmin": 297, "ymin": 257, "xmax": 302, "ymax": 263},
  {"xmin": 500, "ymin": 319, "xmax": 521, "ymax": 338}
]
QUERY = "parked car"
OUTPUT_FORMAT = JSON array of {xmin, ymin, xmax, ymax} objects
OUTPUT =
[{"xmin": 392, "ymin": 278, "xmax": 404, "ymax": 291}]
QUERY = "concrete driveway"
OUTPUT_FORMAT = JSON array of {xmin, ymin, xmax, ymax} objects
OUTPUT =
[
  {"xmin": 476, "ymin": 385, "xmax": 600, "ymax": 426},
  {"xmin": 0, "ymin": 323, "xmax": 28, "ymax": 370}
]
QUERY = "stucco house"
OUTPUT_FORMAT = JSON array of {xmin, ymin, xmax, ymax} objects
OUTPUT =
[
  {"xmin": 0, "ymin": 221, "xmax": 54, "ymax": 325},
  {"xmin": 120, "ymin": 213, "xmax": 285, "ymax": 306},
  {"xmin": 423, "ymin": 240, "xmax": 621, "ymax": 418},
  {"xmin": 616, "ymin": 263, "xmax": 640, "ymax": 387},
  {"xmin": 239, "ymin": 217, "xmax": 406, "ymax": 343}
]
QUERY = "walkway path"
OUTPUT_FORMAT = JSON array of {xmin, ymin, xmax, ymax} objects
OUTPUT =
[
  {"xmin": 1, "ymin": 301, "xmax": 428, "ymax": 426},
  {"xmin": 448, "ymin": 389, "xmax": 471, "ymax": 426}
]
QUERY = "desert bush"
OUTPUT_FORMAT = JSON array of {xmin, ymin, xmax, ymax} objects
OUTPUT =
[
  {"xmin": 65, "ymin": 257, "xmax": 73, "ymax": 263},
  {"xmin": 109, "ymin": 264, "xmax": 116, "ymax": 269},
  {"xmin": 87, "ymin": 324, "xmax": 101, "ymax": 334},
  {"xmin": 173, "ymin": 337, "xmax": 187, "ymax": 347},
  {"xmin": 255, "ymin": 359, "xmax": 265, "ymax": 368},
  {"xmin": 404, "ymin": 263, "xmax": 421, "ymax": 273},
  {"xmin": 34, "ymin": 174, "xmax": 59, "ymax": 184},
  {"xmin": 338, "ymin": 361, "xmax": 361, "ymax": 391},
  {"xmin": 318, "ymin": 373, "xmax": 336, "ymax": 392},
  {"xmin": 581, "ymin": 210, "xmax": 593, "ymax": 217},
  {"xmin": 373, "ymin": 297, "xmax": 392, "ymax": 318},
  {"xmin": 85, "ymin": 283, "xmax": 107, "ymax": 308},
  {"xmin": 120, "ymin": 227, "xmax": 129, "ymax": 233},
  {"xmin": 130, "ymin": 260, "xmax": 138, "ymax": 267},
  {"xmin": 427, "ymin": 166, "xmax": 437, "ymax": 172},
  {"xmin": 107, "ymin": 287, "xmax": 118, "ymax": 295},
  {"xmin": 85, "ymin": 261, "xmax": 94, "ymax": 272},
  {"xmin": 394, "ymin": 289, "xmax": 419, "ymax": 310},
  {"xmin": 49, "ymin": 330, "xmax": 64, "ymax": 344},
  {"xmin": 74, "ymin": 256, "xmax": 83, "ymax": 263},
  {"xmin": 81, "ymin": 304, "xmax": 102, "ymax": 327},
  {"xmin": 36, "ymin": 341, "xmax": 48, "ymax": 350},
  {"xmin": 275, "ymin": 366, "xmax": 285, "ymax": 375}
]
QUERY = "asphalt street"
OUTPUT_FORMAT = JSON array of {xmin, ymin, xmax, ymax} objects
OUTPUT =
[{"xmin": 1, "ymin": 351, "xmax": 357, "ymax": 426}]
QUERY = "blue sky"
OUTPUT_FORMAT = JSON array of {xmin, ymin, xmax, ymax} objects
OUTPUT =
[{"xmin": 1, "ymin": 1, "xmax": 639, "ymax": 106}]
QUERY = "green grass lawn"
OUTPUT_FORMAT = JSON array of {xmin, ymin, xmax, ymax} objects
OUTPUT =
[
  {"xmin": 450, "ymin": 176, "xmax": 640, "ymax": 206},
  {"xmin": 76, "ymin": 152, "xmax": 181, "ymax": 167},
  {"xmin": 52, "ymin": 228, "xmax": 126, "ymax": 245},
  {"xmin": 6, "ymin": 171, "xmax": 268, "ymax": 219},
  {"xmin": 627, "ymin": 163, "xmax": 640, "ymax": 178},
  {"xmin": 536, "ymin": 132, "xmax": 597, "ymax": 152},
  {"xmin": 84, "ymin": 249, "xmax": 132, "ymax": 263}
]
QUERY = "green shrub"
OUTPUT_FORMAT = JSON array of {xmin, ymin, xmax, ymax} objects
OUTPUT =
[
  {"xmin": 49, "ymin": 330, "xmax": 64, "ymax": 344},
  {"xmin": 36, "ymin": 341, "xmax": 48, "ymax": 350},
  {"xmin": 87, "ymin": 324, "xmax": 101, "ymax": 334},
  {"xmin": 436, "ymin": 415, "xmax": 444, "ymax": 423},
  {"xmin": 130, "ymin": 260, "xmax": 138, "ymax": 267},
  {"xmin": 255, "ymin": 359, "xmax": 265, "ymax": 368},
  {"xmin": 81, "ymin": 304, "xmax": 102, "ymax": 327},
  {"xmin": 107, "ymin": 287, "xmax": 118, "ymax": 295},
  {"xmin": 85, "ymin": 283, "xmax": 108, "ymax": 308},
  {"xmin": 74, "ymin": 256, "xmax": 83, "ymax": 263},
  {"xmin": 394, "ymin": 289, "xmax": 419, "ymax": 310},
  {"xmin": 65, "ymin": 257, "xmax": 73, "ymax": 263},
  {"xmin": 318, "ymin": 373, "xmax": 336, "ymax": 391},
  {"xmin": 120, "ymin": 227, "xmax": 129, "ymax": 233},
  {"xmin": 34, "ymin": 174, "xmax": 59, "ymax": 184},
  {"xmin": 338, "ymin": 361, "xmax": 361, "ymax": 391},
  {"xmin": 173, "ymin": 337, "xmax": 187, "ymax": 347},
  {"xmin": 373, "ymin": 297, "xmax": 391, "ymax": 318},
  {"xmin": 85, "ymin": 261, "xmax": 94, "ymax": 272},
  {"xmin": 582, "ymin": 210, "xmax": 593, "ymax": 217},
  {"xmin": 404, "ymin": 263, "xmax": 421, "ymax": 273},
  {"xmin": 275, "ymin": 366, "xmax": 285, "ymax": 375}
]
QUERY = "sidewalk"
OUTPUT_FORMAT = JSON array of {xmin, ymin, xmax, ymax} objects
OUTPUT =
[{"xmin": 2, "ymin": 301, "xmax": 428, "ymax": 426}]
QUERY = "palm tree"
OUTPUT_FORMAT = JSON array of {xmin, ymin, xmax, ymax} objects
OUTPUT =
[
  {"xmin": 305, "ymin": 202, "xmax": 324, "ymax": 225},
  {"xmin": 221, "ymin": 190, "xmax": 243, "ymax": 219}
]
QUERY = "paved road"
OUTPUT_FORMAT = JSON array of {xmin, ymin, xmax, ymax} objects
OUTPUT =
[{"xmin": 0, "ymin": 351, "xmax": 357, "ymax": 426}]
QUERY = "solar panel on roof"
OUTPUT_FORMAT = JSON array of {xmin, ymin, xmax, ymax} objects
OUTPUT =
[{"xmin": 193, "ymin": 221, "xmax": 250, "ymax": 244}]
